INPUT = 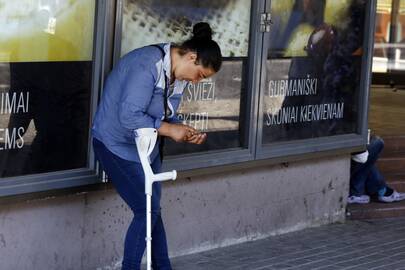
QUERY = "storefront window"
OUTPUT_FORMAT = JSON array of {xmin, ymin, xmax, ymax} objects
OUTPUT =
[
  {"xmin": 261, "ymin": 0, "xmax": 367, "ymax": 143},
  {"xmin": 0, "ymin": 1, "xmax": 376, "ymax": 196},
  {"xmin": 372, "ymin": 0, "xmax": 405, "ymax": 73},
  {"xmin": 121, "ymin": 0, "xmax": 252, "ymax": 155},
  {"xmin": 0, "ymin": 0, "xmax": 96, "ymax": 177}
]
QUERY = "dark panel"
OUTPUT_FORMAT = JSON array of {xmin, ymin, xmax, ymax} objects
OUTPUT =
[{"xmin": 0, "ymin": 61, "xmax": 92, "ymax": 177}]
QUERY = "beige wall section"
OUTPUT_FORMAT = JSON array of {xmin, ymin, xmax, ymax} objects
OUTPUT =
[{"xmin": 0, "ymin": 155, "xmax": 350, "ymax": 270}]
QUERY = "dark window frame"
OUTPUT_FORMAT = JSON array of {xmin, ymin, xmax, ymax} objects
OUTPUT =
[
  {"xmin": 254, "ymin": 0, "xmax": 376, "ymax": 160},
  {"xmin": 0, "ymin": 0, "xmax": 377, "ymax": 197},
  {"xmin": 0, "ymin": 1, "xmax": 116, "ymax": 197},
  {"xmin": 113, "ymin": 0, "xmax": 262, "ymax": 171}
]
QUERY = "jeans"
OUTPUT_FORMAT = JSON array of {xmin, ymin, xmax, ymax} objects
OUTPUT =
[
  {"xmin": 350, "ymin": 136, "xmax": 387, "ymax": 196},
  {"xmin": 93, "ymin": 138, "xmax": 172, "ymax": 270}
]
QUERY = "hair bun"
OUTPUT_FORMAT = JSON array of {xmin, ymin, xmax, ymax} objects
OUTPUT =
[{"xmin": 192, "ymin": 22, "xmax": 212, "ymax": 41}]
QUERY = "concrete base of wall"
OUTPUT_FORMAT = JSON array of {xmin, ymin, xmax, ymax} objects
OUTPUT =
[{"xmin": 0, "ymin": 155, "xmax": 349, "ymax": 270}]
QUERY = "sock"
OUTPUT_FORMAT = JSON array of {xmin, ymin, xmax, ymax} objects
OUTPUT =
[
  {"xmin": 385, "ymin": 187, "xmax": 394, "ymax": 196},
  {"xmin": 378, "ymin": 187, "xmax": 386, "ymax": 197},
  {"xmin": 378, "ymin": 187, "xmax": 394, "ymax": 197}
]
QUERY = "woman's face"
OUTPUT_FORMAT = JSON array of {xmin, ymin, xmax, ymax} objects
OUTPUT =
[{"xmin": 175, "ymin": 52, "xmax": 216, "ymax": 83}]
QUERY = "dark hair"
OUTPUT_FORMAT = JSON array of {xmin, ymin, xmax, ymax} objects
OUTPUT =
[{"xmin": 177, "ymin": 22, "xmax": 222, "ymax": 72}]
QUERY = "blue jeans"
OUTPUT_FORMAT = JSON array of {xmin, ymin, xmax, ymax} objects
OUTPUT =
[
  {"xmin": 93, "ymin": 138, "xmax": 172, "ymax": 270},
  {"xmin": 350, "ymin": 136, "xmax": 387, "ymax": 196}
]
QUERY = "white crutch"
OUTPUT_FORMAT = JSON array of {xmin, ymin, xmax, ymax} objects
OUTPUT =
[{"xmin": 134, "ymin": 128, "xmax": 177, "ymax": 270}]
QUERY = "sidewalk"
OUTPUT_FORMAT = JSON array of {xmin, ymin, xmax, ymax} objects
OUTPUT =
[{"xmin": 170, "ymin": 217, "xmax": 405, "ymax": 270}]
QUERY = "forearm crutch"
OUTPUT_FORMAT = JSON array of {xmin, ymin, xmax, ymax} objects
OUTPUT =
[{"xmin": 134, "ymin": 128, "xmax": 177, "ymax": 270}]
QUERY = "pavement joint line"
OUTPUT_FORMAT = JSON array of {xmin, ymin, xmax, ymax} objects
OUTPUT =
[
  {"xmin": 311, "ymin": 224, "xmax": 405, "ymax": 238},
  {"xmin": 230, "ymin": 234, "xmax": 405, "ymax": 270},
  {"xmin": 268, "ymin": 238, "xmax": 405, "ymax": 270},
  {"xmin": 340, "ymin": 251, "xmax": 405, "ymax": 270},
  {"xmin": 324, "ymin": 247, "xmax": 405, "ymax": 269},
  {"xmin": 367, "ymin": 257, "xmax": 405, "ymax": 270},
  {"xmin": 226, "ymin": 240, "xmax": 396, "ymax": 269},
  {"xmin": 171, "ymin": 218, "xmax": 405, "ymax": 270}
]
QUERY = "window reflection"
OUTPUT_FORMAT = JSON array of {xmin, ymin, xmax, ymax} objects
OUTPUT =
[
  {"xmin": 262, "ymin": 0, "xmax": 366, "ymax": 143},
  {"xmin": 121, "ymin": 0, "xmax": 252, "ymax": 155},
  {"xmin": 0, "ymin": 0, "xmax": 95, "ymax": 177},
  {"xmin": 122, "ymin": 0, "xmax": 250, "ymax": 58},
  {"xmin": 373, "ymin": 0, "xmax": 405, "ymax": 73}
]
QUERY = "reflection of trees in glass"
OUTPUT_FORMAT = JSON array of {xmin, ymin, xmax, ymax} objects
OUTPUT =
[
  {"xmin": 269, "ymin": 0, "xmax": 326, "ymax": 57},
  {"xmin": 269, "ymin": 0, "xmax": 364, "ymax": 58},
  {"xmin": 265, "ymin": 0, "xmax": 366, "ymax": 141},
  {"xmin": 0, "ymin": 0, "xmax": 95, "ymax": 62},
  {"xmin": 122, "ymin": 0, "xmax": 251, "ymax": 57}
]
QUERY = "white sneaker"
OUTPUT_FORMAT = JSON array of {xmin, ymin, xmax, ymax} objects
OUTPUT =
[
  {"xmin": 378, "ymin": 190, "xmax": 405, "ymax": 203},
  {"xmin": 347, "ymin": 195, "xmax": 370, "ymax": 204}
]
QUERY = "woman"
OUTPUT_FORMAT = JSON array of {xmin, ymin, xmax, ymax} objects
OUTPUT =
[{"xmin": 91, "ymin": 22, "xmax": 222, "ymax": 270}]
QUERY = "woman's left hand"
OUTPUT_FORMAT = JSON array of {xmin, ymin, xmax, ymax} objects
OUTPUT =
[{"xmin": 185, "ymin": 132, "xmax": 207, "ymax": 145}]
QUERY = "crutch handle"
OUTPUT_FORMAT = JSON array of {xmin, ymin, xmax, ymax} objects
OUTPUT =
[{"xmin": 152, "ymin": 170, "xmax": 177, "ymax": 182}]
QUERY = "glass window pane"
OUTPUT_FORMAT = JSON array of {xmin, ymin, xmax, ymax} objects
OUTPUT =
[
  {"xmin": 372, "ymin": 0, "xmax": 405, "ymax": 73},
  {"xmin": 121, "ymin": 0, "xmax": 252, "ymax": 156},
  {"xmin": 262, "ymin": 0, "xmax": 366, "ymax": 143},
  {"xmin": 0, "ymin": 0, "xmax": 96, "ymax": 177}
]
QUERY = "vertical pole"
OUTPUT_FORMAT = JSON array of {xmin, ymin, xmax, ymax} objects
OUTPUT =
[
  {"xmin": 146, "ymin": 192, "xmax": 152, "ymax": 270},
  {"xmin": 388, "ymin": 0, "xmax": 400, "ymax": 74}
]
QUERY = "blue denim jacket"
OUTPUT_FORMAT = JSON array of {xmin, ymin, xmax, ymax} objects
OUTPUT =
[{"xmin": 92, "ymin": 43, "xmax": 187, "ymax": 162}]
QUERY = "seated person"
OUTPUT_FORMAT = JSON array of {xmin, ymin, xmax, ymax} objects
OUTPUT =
[{"xmin": 348, "ymin": 136, "xmax": 405, "ymax": 204}]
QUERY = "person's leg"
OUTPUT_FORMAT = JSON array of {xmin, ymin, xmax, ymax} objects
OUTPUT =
[
  {"xmin": 361, "ymin": 137, "xmax": 390, "ymax": 197},
  {"xmin": 93, "ymin": 139, "xmax": 171, "ymax": 270},
  {"xmin": 350, "ymin": 161, "xmax": 368, "ymax": 196},
  {"xmin": 359, "ymin": 138, "xmax": 405, "ymax": 202},
  {"xmin": 350, "ymin": 137, "xmax": 384, "ymax": 196},
  {"xmin": 365, "ymin": 165, "xmax": 386, "ymax": 196},
  {"xmin": 366, "ymin": 163, "xmax": 405, "ymax": 203},
  {"xmin": 124, "ymin": 205, "xmax": 165, "ymax": 269},
  {"xmin": 93, "ymin": 139, "xmax": 146, "ymax": 269},
  {"xmin": 367, "ymin": 136, "xmax": 384, "ymax": 165},
  {"xmin": 122, "ymin": 159, "xmax": 171, "ymax": 270},
  {"xmin": 152, "ymin": 215, "xmax": 171, "ymax": 269}
]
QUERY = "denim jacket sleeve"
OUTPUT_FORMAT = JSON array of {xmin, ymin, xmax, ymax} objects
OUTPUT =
[
  {"xmin": 167, "ymin": 115, "xmax": 182, "ymax": 124},
  {"xmin": 166, "ymin": 95, "xmax": 182, "ymax": 124},
  {"xmin": 165, "ymin": 80, "xmax": 187, "ymax": 124},
  {"xmin": 118, "ymin": 62, "xmax": 162, "ymax": 134}
]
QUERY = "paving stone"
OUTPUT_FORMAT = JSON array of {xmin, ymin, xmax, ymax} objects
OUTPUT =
[{"xmin": 170, "ymin": 217, "xmax": 405, "ymax": 270}]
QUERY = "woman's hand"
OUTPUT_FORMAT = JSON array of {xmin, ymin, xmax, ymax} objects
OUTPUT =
[
  {"xmin": 184, "ymin": 132, "xmax": 207, "ymax": 144},
  {"xmin": 158, "ymin": 122, "xmax": 197, "ymax": 142},
  {"xmin": 170, "ymin": 124, "xmax": 197, "ymax": 143},
  {"xmin": 158, "ymin": 122, "xmax": 207, "ymax": 144}
]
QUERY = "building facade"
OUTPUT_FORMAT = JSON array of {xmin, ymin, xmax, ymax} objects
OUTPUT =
[{"xmin": 0, "ymin": 1, "xmax": 376, "ymax": 269}]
